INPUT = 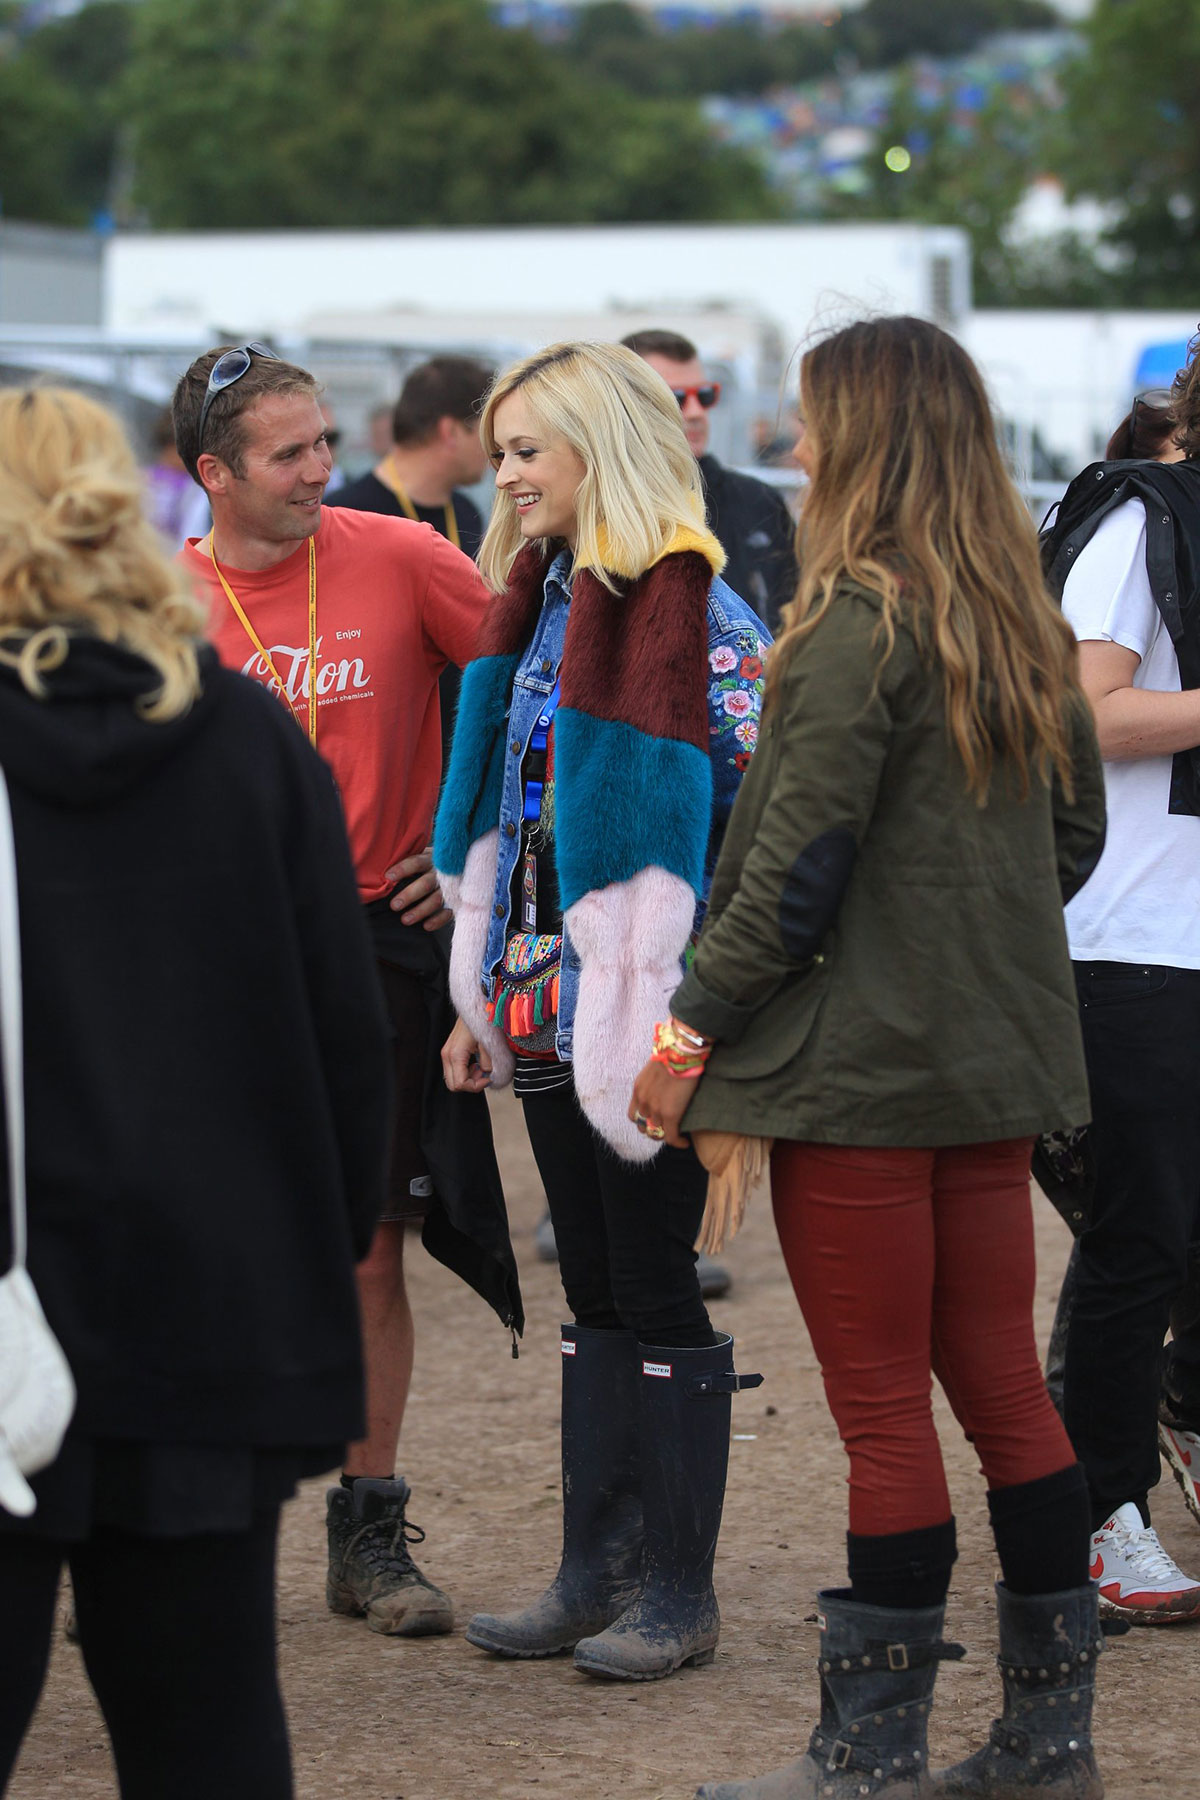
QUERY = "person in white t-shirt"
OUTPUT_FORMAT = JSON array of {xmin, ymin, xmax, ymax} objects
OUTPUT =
[{"xmin": 1060, "ymin": 360, "xmax": 1200, "ymax": 1624}]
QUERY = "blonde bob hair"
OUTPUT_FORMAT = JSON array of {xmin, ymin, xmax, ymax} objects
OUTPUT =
[
  {"xmin": 0, "ymin": 387, "xmax": 205, "ymax": 722},
  {"xmin": 773, "ymin": 316, "xmax": 1081, "ymax": 803},
  {"xmin": 477, "ymin": 341, "xmax": 706, "ymax": 593}
]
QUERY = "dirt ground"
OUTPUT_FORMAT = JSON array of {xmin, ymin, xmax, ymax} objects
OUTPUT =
[{"xmin": 10, "ymin": 1089, "xmax": 1199, "ymax": 1799}]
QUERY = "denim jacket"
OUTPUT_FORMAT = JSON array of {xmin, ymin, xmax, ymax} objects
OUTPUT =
[{"xmin": 481, "ymin": 551, "xmax": 771, "ymax": 1060}]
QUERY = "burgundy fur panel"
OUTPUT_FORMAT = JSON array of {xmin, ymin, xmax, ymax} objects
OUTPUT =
[
  {"xmin": 474, "ymin": 545, "xmax": 553, "ymax": 658},
  {"xmin": 562, "ymin": 551, "xmax": 711, "ymax": 751}
]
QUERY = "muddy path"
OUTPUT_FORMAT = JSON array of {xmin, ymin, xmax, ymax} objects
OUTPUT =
[{"xmin": 10, "ymin": 1090, "xmax": 1198, "ymax": 1799}]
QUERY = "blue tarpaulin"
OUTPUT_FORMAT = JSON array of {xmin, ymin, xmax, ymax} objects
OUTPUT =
[{"xmin": 1133, "ymin": 338, "xmax": 1193, "ymax": 391}]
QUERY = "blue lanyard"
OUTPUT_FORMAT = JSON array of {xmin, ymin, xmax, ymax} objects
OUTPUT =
[{"xmin": 522, "ymin": 679, "xmax": 561, "ymax": 824}]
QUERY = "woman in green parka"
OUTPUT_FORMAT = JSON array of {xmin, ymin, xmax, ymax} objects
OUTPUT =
[{"xmin": 630, "ymin": 317, "xmax": 1109, "ymax": 1800}]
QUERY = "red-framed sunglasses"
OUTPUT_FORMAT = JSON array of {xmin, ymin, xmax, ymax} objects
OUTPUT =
[{"xmin": 671, "ymin": 383, "xmax": 721, "ymax": 410}]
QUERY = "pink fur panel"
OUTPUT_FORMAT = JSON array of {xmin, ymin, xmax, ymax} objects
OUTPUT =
[
  {"xmin": 566, "ymin": 868, "xmax": 696, "ymax": 1165},
  {"xmin": 437, "ymin": 830, "xmax": 515, "ymax": 1090}
]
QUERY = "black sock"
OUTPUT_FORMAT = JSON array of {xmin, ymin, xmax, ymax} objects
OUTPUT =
[
  {"xmin": 847, "ymin": 1519, "xmax": 957, "ymax": 1610},
  {"xmin": 340, "ymin": 1473, "xmax": 395, "ymax": 1491},
  {"xmin": 988, "ymin": 1463, "xmax": 1091, "ymax": 1594}
]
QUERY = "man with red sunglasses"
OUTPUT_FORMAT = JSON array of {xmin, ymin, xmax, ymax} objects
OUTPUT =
[{"xmin": 622, "ymin": 328, "xmax": 797, "ymax": 634}]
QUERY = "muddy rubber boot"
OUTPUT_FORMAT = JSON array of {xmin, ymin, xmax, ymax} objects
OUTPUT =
[
  {"xmin": 695, "ymin": 1590, "xmax": 964, "ymax": 1798},
  {"xmin": 465, "ymin": 1324, "xmax": 642, "ymax": 1658},
  {"xmin": 326, "ymin": 1477, "xmax": 453, "ymax": 1636},
  {"xmin": 932, "ymin": 1584, "xmax": 1103, "ymax": 1798},
  {"xmin": 573, "ymin": 1332, "xmax": 762, "ymax": 1682}
]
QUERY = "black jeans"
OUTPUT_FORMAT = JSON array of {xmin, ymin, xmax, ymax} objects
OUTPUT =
[
  {"xmin": 1163, "ymin": 1249, "xmax": 1200, "ymax": 1427},
  {"xmin": 1063, "ymin": 961, "xmax": 1200, "ymax": 1523},
  {"xmin": 0, "ymin": 1509, "xmax": 291, "ymax": 1799},
  {"xmin": 520, "ymin": 1079, "xmax": 713, "ymax": 1347}
]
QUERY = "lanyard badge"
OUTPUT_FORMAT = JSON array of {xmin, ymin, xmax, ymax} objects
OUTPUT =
[{"xmin": 519, "ymin": 679, "xmax": 561, "ymax": 931}]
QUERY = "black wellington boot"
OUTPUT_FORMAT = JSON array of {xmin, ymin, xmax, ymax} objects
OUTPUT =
[
  {"xmin": 932, "ymin": 1584, "xmax": 1103, "ymax": 1798},
  {"xmin": 465, "ymin": 1324, "xmax": 642, "ymax": 1658},
  {"xmin": 695, "ymin": 1590, "xmax": 964, "ymax": 1798},
  {"xmin": 573, "ymin": 1332, "xmax": 762, "ymax": 1681}
]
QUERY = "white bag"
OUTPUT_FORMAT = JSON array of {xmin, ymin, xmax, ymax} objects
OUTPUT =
[{"xmin": 0, "ymin": 767, "xmax": 74, "ymax": 1517}]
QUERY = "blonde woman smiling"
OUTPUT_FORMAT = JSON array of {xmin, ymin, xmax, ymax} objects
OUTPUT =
[{"xmin": 437, "ymin": 341, "xmax": 770, "ymax": 1683}]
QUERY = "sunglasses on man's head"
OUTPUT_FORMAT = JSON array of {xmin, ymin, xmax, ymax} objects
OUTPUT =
[
  {"xmin": 196, "ymin": 342, "xmax": 278, "ymax": 455},
  {"xmin": 671, "ymin": 383, "xmax": 721, "ymax": 411},
  {"xmin": 1132, "ymin": 387, "xmax": 1174, "ymax": 415}
]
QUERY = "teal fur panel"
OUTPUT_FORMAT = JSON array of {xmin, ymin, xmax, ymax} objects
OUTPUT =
[
  {"xmin": 433, "ymin": 652, "xmax": 520, "ymax": 875},
  {"xmin": 553, "ymin": 708, "xmax": 712, "ymax": 911}
]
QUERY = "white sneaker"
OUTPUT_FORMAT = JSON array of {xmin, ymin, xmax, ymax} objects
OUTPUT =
[
  {"xmin": 1090, "ymin": 1500, "xmax": 1200, "ymax": 1624},
  {"xmin": 1160, "ymin": 1420, "xmax": 1200, "ymax": 1526}
]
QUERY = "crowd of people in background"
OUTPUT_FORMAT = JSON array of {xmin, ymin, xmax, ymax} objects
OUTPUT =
[{"xmin": 1, "ymin": 307, "xmax": 1199, "ymax": 1800}]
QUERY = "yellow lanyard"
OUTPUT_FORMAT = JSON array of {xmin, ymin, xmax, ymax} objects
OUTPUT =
[
  {"xmin": 377, "ymin": 455, "xmax": 461, "ymax": 551},
  {"xmin": 207, "ymin": 534, "xmax": 318, "ymax": 746}
]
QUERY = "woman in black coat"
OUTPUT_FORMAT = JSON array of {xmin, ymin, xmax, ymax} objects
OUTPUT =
[{"xmin": 0, "ymin": 387, "xmax": 391, "ymax": 1800}]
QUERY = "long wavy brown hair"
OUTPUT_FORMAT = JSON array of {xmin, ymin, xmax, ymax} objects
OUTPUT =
[{"xmin": 770, "ymin": 316, "xmax": 1080, "ymax": 802}]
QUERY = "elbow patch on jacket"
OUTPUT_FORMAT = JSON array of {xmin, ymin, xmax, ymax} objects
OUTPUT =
[{"xmin": 779, "ymin": 826, "xmax": 857, "ymax": 961}]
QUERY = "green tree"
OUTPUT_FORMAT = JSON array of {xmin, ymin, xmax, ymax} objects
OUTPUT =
[
  {"xmin": 0, "ymin": 41, "xmax": 81, "ymax": 222},
  {"xmin": 1059, "ymin": 0, "xmax": 1200, "ymax": 304},
  {"xmin": 24, "ymin": 0, "xmax": 136, "ymax": 222},
  {"xmin": 829, "ymin": 77, "xmax": 1033, "ymax": 292},
  {"xmin": 844, "ymin": 0, "xmax": 1059, "ymax": 68},
  {"xmin": 123, "ymin": 0, "xmax": 779, "ymax": 229},
  {"xmin": 557, "ymin": 6, "xmax": 841, "ymax": 99},
  {"xmin": 818, "ymin": 65, "xmax": 1129, "ymax": 307}
]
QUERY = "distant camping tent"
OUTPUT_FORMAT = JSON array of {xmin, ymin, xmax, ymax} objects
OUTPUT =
[{"xmin": 1133, "ymin": 338, "xmax": 1193, "ymax": 391}]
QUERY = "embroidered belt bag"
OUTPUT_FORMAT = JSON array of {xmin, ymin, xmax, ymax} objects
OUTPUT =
[{"xmin": 486, "ymin": 932, "xmax": 562, "ymax": 1055}]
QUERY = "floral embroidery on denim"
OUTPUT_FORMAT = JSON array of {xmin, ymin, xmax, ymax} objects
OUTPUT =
[{"xmin": 708, "ymin": 627, "xmax": 768, "ymax": 772}]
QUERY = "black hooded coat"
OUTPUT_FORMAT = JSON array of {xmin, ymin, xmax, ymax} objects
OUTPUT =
[{"xmin": 0, "ymin": 638, "xmax": 391, "ymax": 1456}]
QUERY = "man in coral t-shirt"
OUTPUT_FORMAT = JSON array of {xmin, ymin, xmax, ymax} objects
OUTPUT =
[{"xmin": 173, "ymin": 345, "xmax": 520, "ymax": 1640}]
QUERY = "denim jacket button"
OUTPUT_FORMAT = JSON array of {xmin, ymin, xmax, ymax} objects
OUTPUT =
[
  {"xmin": 494, "ymin": 903, "xmax": 505, "ymax": 918},
  {"xmin": 510, "ymin": 738, "xmax": 521, "ymax": 754},
  {"xmin": 505, "ymin": 821, "xmax": 517, "ymax": 838},
  {"xmin": 541, "ymin": 658, "xmax": 552, "ymax": 673}
]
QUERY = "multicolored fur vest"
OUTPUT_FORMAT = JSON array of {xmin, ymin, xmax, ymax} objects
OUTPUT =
[{"xmin": 434, "ymin": 528, "xmax": 723, "ymax": 1162}]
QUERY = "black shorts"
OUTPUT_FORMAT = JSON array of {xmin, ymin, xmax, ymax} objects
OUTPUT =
[{"xmin": 375, "ymin": 958, "xmax": 431, "ymax": 1223}]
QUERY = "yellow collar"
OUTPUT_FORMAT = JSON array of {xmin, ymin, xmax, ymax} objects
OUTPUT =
[{"xmin": 584, "ymin": 518, "xmax": 726, "ymax": 582}]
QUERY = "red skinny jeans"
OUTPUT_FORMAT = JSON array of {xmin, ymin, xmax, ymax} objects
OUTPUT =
[{"xmin": 771, "ymin": 1138, "xmax": 1075, "ymax": 1537}]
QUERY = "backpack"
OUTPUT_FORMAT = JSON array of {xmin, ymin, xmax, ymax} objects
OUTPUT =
[{"xmin": 1039, "ymin": 459, "xmax": 1200, "ymax": 817}]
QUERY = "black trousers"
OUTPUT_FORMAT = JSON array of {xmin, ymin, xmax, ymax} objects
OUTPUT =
[
  {"xmin": 1063, "ymin": 961, "xmax": 1200, "ymax": 1522},
  {"xmin": 0, "ymin": 1509, "xmax": 291, "ymax": 1799},
  {"xmin": 1163, "ymin": 1249, "xmax": 1200, "ymax": 1427},
  {"xmin": 521, "ymin": 1079, "xmax": 713, "ymax": 1347}
]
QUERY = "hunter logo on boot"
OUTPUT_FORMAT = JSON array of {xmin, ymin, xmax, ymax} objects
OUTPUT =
[{"xmin": 643, "ymin": 1361, "xmax": 672, "ymax": 1378}]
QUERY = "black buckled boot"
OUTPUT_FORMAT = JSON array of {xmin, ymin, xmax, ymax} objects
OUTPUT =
[
  {"xmin": 932, "ymin": 1585, "xmax": 1103, "ymax": 1798},
  {"xmin": 573, "ymin": 1332, "xmax": 762, "ymax": 1681},
  {"xmin": 695, "ymin": 1590, "xmax": 964, "ymax": 1798},
  {"xmin": 466, "ymin": 1324, "xmax": 642, "ymax": 1657}
]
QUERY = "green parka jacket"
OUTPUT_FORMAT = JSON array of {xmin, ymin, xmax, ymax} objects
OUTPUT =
[{"xmin": 672, "ymin": 582, "xmax": 1107, "ymax": 1147}]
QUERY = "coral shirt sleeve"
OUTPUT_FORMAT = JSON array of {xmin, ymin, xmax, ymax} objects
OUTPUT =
[{"xmin": 421, "ymin": 531, "xmax": 492, "ymax": 670}]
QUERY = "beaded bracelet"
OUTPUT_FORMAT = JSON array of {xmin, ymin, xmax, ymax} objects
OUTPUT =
[{"xmin": 651, "ymin": 1018, "xmax": 714, "ymax": 1080}]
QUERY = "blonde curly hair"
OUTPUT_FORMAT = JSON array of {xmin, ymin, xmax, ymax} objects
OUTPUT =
[{"xmin": 0, "ymin": 387, "xmax": 206, "ymax": 722}]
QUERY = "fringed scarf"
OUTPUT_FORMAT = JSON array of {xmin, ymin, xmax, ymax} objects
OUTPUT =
[{"xmin": 434, "ymin": 527, "xmax": 723, "ymax": 1162}]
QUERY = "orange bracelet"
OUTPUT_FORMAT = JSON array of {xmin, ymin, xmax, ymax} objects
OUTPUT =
[{"xmin": 652, "ymin": 1020, "xmax": 712, "ymax": 1079}]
